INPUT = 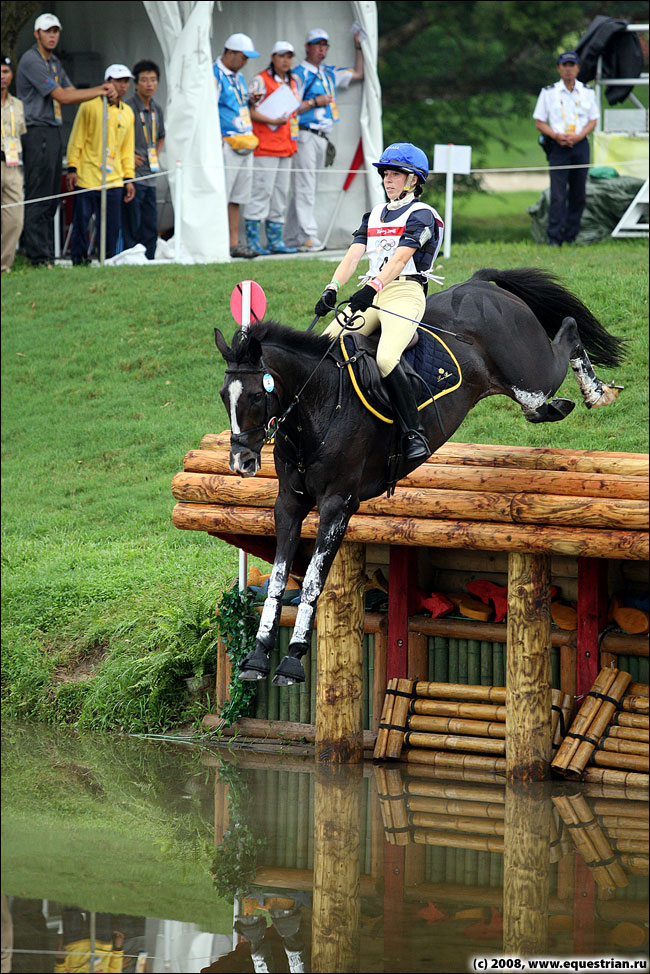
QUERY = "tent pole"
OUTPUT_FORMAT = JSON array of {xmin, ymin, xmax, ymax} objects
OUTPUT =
[{"xmin": 174, "ymin": 160, "xmax": 183, "ymax": 262}]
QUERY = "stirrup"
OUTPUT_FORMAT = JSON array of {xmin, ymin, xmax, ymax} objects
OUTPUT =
[{"xmin": 402, "ymin": 429, "xmax": 430, "ymax": 462}]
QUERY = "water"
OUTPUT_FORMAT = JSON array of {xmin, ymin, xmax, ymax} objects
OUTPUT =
[{"xmin": 2, "ymin": 724, "xmax": 648, "ymax": 973}]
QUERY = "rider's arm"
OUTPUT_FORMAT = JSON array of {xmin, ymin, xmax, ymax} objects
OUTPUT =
[
  {"xmin": 328, "ymin": 242, "xmax": 367, "ymax": 289},
  {"xmin": 371, "ymin": 245, "xmax": 417, "ymax": 290}
]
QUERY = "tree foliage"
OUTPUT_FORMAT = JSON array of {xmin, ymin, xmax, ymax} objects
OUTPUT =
[
  {"xmin": 1, "ymin": 1, "xmax": 40, "ymax": 64},
  {"xmin": 376, "ymin": 0, "xmax": 648, "ymax": 159}
]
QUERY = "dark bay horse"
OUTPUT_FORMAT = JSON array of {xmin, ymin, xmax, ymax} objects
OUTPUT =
[{"xmin": 214, "ymin": 267, "xmax": 624, "ymax": 686}]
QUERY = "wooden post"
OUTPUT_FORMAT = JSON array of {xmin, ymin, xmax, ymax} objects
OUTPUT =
[
  {"xmin": 315, "ymin": 541, "xmax": 365, "ymax": 763},
  {"xmin": 387, "ymin": 546, "xmax": 418, "ymax": 680},
  {"xmin": 506, "ymin": 552, "xmax": 552, "ymax": 780},
  {"xmin": 503, "ymin": 781, "xmax": 551, "ymax": 955},
  {"xmin": 312, "ymin": 765, "xmax": 362, "ymax": 973},
  {"xmin": 577, "ymin": 558, "xmax": 609, "ymax": 698}
]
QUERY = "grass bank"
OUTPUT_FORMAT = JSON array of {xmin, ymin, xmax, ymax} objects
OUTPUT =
[{"xmin": 1, "ymin": 240, "xmax": 648, "ymax": 731}]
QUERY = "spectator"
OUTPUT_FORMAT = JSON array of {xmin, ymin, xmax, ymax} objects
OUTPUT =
[
  {"xmin": 284, "ymin": 28, "xmax": 364, "ymax": 252},
  {"xmin": 213, "ymin": 32, "xmax": 262, "ymax": 259},
  {"xmin": 533, "ymin": 51, "xmax": 598, "ymax": 247},
  {"xmin": 1, "ymin": 53, "xmax": 27, "ymax": 273},
  {"xmin": 122, "ymin": 59, "xmax": 165, "ymax": 259},
  {"xmin": 66, "ymin": 65, "xmax": 135, "ymax": 264},
  {"xmin": 244, "ymin": 41, "xmax": 300, "ymax": 255},
  {"xmin": 54, "ymin": 908, "xmax": 123, "ymax": 974},
  {"xmin": 16, "ymin": 13, "xmax": 115, "ymax": 268}
]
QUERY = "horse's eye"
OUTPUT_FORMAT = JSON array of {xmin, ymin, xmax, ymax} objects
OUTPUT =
[{"xmin": 250, "ymin": 392, "xmax": 264, "ymax": 404}]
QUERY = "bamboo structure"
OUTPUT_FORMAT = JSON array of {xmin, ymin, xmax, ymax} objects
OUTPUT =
[
  {"xmin": 553, "ymin": 793, "xmax": 628, "ymax": 891},
  {"xmin": 503, "ymin": 782, "xmax": 551, "ymax": 956}
]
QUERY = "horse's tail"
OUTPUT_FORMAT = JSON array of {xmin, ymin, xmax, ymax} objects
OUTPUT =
[{"xmin": 471, "ymin": 267, "xmax": 626, "ymax": 367}]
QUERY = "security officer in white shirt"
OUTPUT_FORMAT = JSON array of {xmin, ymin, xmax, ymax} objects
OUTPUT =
[{"xmin": 533, "ymin": 51, "xmax": 598, "ymax": 246}]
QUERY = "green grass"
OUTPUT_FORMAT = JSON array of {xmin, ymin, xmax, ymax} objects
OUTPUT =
[{"xmin": 2, "ymin": 240, "xmax": 648, "ymax": 731}]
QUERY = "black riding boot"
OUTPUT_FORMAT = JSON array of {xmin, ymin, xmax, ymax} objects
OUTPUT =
[{"xmin": 383, "ymin": 363, "xmax": 430, "ymax": 462}]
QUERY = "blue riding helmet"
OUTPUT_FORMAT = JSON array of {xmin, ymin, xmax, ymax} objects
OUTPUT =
[{"xmin": 373, "ymin": 143, "xmax": 429, "ymax": 182}]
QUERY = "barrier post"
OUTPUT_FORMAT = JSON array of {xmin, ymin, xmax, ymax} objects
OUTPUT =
[
  {"xmin": 315, "ymin": 541, "xmax": 365, "ymax": 763},
  {"xmin": 174, "ymin": 160, "xmax": 183, "ymax": 263},
  {"xmin": 503, "ymin": 781, "xmax": 551, "ymax": 955},
  {"xmin": 99, "ymin": 96, "xmax": 108, "ymax": 266},
  {"xmin": 506, "ymin": 552, "xmax": 552, "ymax": 780},
  {"xmin": 443, "ymin": 143, "xmax": 454, "ymax": 259}
]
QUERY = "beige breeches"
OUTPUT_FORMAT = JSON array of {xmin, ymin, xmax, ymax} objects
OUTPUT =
[{"xmin": 323, "ymin": 279, "xmax": 426, "ymax": 377}]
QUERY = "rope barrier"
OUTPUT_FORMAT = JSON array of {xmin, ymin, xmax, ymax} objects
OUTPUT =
[{"xmin": 2, "ymin": 158, "xmax": 647, "ymax": 211}]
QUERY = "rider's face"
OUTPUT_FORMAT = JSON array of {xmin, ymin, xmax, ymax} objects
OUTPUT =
[{"xmin": 382, "ymin": 169, "xmax": 409, "ymax": 200}]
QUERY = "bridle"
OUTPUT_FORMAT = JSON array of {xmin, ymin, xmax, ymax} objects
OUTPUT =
[{"xmin": 224, "ymin": 363, "xmax": 278, "ymax": 448}]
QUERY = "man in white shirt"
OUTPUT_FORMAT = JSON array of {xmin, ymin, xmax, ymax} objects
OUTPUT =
[{"xmin": 533, "ymin": 51, "xmax": 598, "ymax": 247}]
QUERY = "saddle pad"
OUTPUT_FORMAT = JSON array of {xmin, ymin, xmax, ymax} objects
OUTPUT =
[{"xmin": 340, "ymin": 324, "xmax": 462, "ymax": 423}]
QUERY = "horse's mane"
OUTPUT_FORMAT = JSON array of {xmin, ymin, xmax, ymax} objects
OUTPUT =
[{"xmin": 231, "ymin": 320, "xmax": 333, "ymax": 363}]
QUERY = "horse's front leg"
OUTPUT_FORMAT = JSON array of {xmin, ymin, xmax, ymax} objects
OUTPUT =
[
  {"xmin": 273, "ymin": 492, "xmax": 359, "ymax": 686},
  {"xmin": 239, "ymin": 486, "xmax": 312, "ymax": 681}
]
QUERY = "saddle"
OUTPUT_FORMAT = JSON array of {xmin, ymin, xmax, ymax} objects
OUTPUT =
[{"xmin": 334, "ymin": 323, "xmax": 463, "ymax": 424}]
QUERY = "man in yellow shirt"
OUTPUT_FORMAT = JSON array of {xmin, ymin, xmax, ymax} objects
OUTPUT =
[{"xmin": 66, "ymin": 64, "xmax": 135, "ymax": 264}]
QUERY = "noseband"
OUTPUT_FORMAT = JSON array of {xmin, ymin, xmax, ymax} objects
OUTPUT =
[{"xmin": 225, "ymin": 363, "xmax": 278, "ymax": 449}]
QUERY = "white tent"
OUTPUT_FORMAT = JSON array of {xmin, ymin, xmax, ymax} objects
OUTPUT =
[{"xmin": 18, "ymin": 0, "xmax": 384, "ymax": 262}]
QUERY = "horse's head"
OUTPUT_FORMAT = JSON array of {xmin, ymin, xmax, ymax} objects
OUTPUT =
[{"xmin": 215, "ymin": 327, "xmax": 274, "ymax": 477}]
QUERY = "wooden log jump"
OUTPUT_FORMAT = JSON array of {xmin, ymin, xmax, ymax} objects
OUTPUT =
[{"xmin": 172, "ymin": 435, "xmax": 649, "ymax": 772}]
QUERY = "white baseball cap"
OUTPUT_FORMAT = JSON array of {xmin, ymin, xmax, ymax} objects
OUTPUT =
[
  {"xmin": 104, "ymin": 64, "xmax": 135, "ymax": 81},
  {"xmin": 306, "ymin": 29, "xmax": 329, "ymax": 44},
  {"xmin": 34, "ymin": 13, "xmax": 62, "ymax": 31},
  {"xmin": 271, "ymin": 41, "xmax": 295, "ymax": 56},
  {"xmin": 224, "ymin": 33, "xmax": 260, "ymax": 58}
]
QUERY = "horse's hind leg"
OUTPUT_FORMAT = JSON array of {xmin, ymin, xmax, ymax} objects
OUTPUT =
[
  {"xmin": 273, "ymin": 493, "xmax": 359, "ymax": 686},
  {"xmin": 567, "ymin": 321, "xmax": 623, "ymax": 409}
]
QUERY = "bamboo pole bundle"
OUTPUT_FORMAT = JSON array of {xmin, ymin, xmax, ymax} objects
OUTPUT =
[
  {"xmin": 551, "ymin": 668, "xmax": 619, "ymax": 774},
  {"xmin": 385, "ymin": 679, "xmax": 415, "ymax": 760},
  {"xmin": 601, "ymin": 825, "xmax": 649, "ymax": 841},
  {"xmin": 590, "ymin": 751, "xmax": 650, "ymax": 772},
  {"xmin": 415, "ymin": 682, "xmax": 506, "ymax": 702},
  {"xmin": 407, "ymin": 714, "xmax": 506, "ymax": 738},
  {"xmin": 605, "ymin": 725, "xmax": 649, "ymax": 743},
  {"xmin": 552, "ymin": 793, "xmax": 628, "ymax": 890},
  {"xmin": 386, "ymin": 767, "xmax": 411, "ymax": 846},
  {"xmin": 404, "ymin": 778, "xmax": 505, "ymax": 803},
  {"xmin": 412, "ymin": 698, "xmax": 507, "ymax": 721},
  {"xmin": 407, "ymin": 795, "xmax": 504, "ymax": 819},
  {"xmin": 374, "ymin": 766, "xmax": 396, "ymax": 841},
  {"xmin": 404, "ymin": 730, "xmax": 506, "ymax": 755},
  {"xmin": 593, "ymin": 799, "xmax": 649, "ymax": 818},
  {"xmin": 582, "ymin": 767, "xmax": 649, "ymax": 789},
  {"xmin": 562, "ymin": 670, "xmax": 633, "ymax": 776},
  {"xmin": 612, "ymin": 837, "xmax": 650, "ymax": 853},
  {"xmin": 552, "ymin": 693, "xmax": 573, "ymax": 749},
  {"xmin": 599, "ymin": 814, "xmax": 650, "ymax": 831},
  {"xmin": 409, "ymin": 811, "xmax": 505, "ymax": 836},
  {"xmin": 618, "ymin": 853, "xmax": 649, "ymax": 873},
  {"xmin": 612, "ymin": 711, "xmax": 649, "ymax": 729},
  {"xmin": 373, "ymin": 678, "xmax": 398, "ymax": 759},
  {"xmin": 402, "ymin": 749, "xmax": 507, "ymax": 774},
  {"xmin": 599, "ymin": 738, "xmax": 649, "ymax": 756},
  {"xmin": 628, "ymin": 683, "xmax": 650, "ymax": 697},
  {"xmin": 412, "ymin": 829, "xmax": 505, "ymax": 853},
  {"xmin": 620, "ymin": 695, "xmax": 650, "ymax": 714}
]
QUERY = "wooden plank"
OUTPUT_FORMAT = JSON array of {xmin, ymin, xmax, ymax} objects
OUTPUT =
[
  {"xmin": 577, "ymin": 558, "xmax": 609, "ymax": 697},
  {"xmin": 387, "ymin": 546, "xmax": 417, "ymax": 679}
]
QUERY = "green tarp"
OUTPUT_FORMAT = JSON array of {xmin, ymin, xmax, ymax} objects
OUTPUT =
[{"xmin": 527, "ymin": 174, "xmax": 645, "ymax": 244}]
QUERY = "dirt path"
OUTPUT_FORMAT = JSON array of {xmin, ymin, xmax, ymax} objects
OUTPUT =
[{"xmin": 479, "ymin": 172, "xmax": 548, "ymax": 192}]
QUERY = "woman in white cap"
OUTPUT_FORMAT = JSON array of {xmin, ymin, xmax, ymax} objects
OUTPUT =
[{"xmin": 244, "ymin": 42, "xmax": 301, "ymax": 255}]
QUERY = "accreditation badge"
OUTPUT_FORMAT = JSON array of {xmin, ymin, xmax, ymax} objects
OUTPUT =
[
  {"xmin": 105, "ymin": 148, "xmax": 116, "ymax": 173},
  {"xmin": 147, "ymin": 145, "xmax": 161, "ymax": 172},
  {"xmin": 330, "ymin": 98, "xmax": 339, "ymax": 121},
  {"xmin": 239, "ymin": 106, "xmax": 252, "ymax": 129},
  {"xmin": 289, "ymin": 114, "xmax": 299, "ymax": 139},
  {"xmin": 4, "ymin": 137, "xmax": 22, "ymax": 166}
]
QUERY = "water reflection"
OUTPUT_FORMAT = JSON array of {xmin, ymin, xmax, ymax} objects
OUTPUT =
[{"xmin": 1, "ymin": 725, "xmax": 648, "ymax": 972}]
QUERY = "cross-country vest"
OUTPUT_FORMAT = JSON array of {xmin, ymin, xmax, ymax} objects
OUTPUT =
[
  {"xmin": 252, "ymin": 70, "xmax": 298, "ymax": 157},
  {"xmin": 366, "ymin": 200, "xmax": 444, "ymax": 278}
]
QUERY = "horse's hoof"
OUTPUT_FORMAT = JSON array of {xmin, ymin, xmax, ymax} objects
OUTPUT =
[
  {"xmin": 272, "ymin": 655, "xmax": 306, "ymax": 686},
  {"xmin": 546, "ymin": 397, "xmax": 575, "ymax": 421},
  {"xmin": 591, "ymin": 382, "xmax": 623, "ymax": 408},
  {"xmin": 238, "ymin": 649, "xmax": 270, "ymax": 680}
]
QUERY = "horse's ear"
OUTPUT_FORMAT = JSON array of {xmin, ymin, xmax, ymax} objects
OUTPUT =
[
  {"xmin": 214, "ymin": 328, "xmax": 231, "ymax": 360},
  {"xmin": 247, "ymin": 333, "xmax": 262, "ymax": 363}
]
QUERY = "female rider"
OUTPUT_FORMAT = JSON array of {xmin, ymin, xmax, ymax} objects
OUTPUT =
[{"xmin": 314, "ymin": 142, "xmax": 444, "ymax": 462}]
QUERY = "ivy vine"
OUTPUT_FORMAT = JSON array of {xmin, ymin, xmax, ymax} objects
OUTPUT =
[
  {"xmin": 210, "ymin": 762, "xmax": 263, "ymax": 899},
  {"xmin": 215, "ymin": 584, "xmax": 259, "ymax": 727}
]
